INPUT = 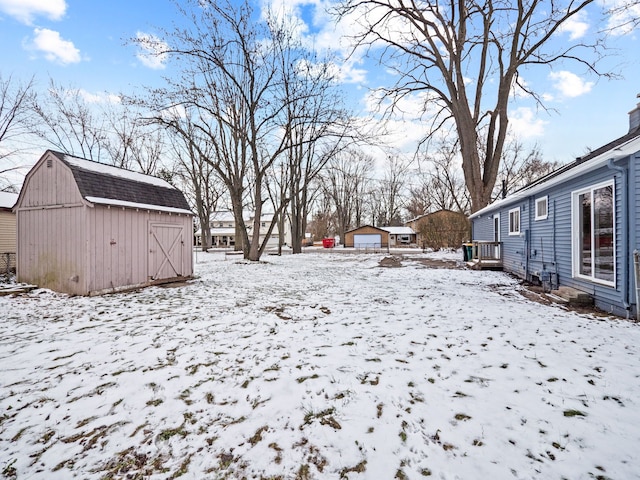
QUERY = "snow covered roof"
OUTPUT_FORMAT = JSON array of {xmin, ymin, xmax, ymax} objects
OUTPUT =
[
  {"xmin": 49, "ymin": 151, "xmax": 192, "ymax": 214},
  {"xmin": 381, "ymin": 226, "xmax": 415, "ymax": 235},
  {"xmin": 0, "ymin": 191, "xmax": 18, "ymax": 210},
  {"xmin": 470, "ymin": 129, "xmax": 640, "ymax": 219}
]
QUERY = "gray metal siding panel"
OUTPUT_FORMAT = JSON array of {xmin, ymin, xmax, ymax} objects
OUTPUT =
[{"xmin": 471, "ymin": 216, "xmax": 493, "ymax": 241}]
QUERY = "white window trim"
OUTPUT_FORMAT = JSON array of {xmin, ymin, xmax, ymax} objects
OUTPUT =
[
  {"xmin": 508, "ymin": 207, "xmax": 520, "ymax": 236},
  {"xmin": 535, "ymin": 196, "xmax": 548, "ymax": 221},
  {"xmin": 571, "ymin": 180, "xmax": 616, "ymax": 287}
]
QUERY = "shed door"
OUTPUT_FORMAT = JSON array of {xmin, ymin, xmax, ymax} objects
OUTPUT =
[
  {"xmin": 149, "ymin": 223, "xmax": 185, "ymax": 280},
  {"xmin": 354, "ymin": 234, "xmax": 382, "ymax": 248}
]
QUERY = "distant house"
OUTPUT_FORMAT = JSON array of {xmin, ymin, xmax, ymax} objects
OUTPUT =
[
  {"xmin": 381, "ymin": 226, "xmax": 417, "ymax": 246},
  {"xmin": 469, "ymin": 100, "xmax": 640, "ymax": 317},
  {"xmin": 405, "ymin": 210, "xmax": 470, "ymax": 249},
  {"xmin": 14, "ymin": 150, "xmax": 194, "ymax": 295},
  {"xmin": 195, "ymin": 211, "xmax": 291, "ymax": 248},
  {"xmin": 343, "ymin": 225, "xmax": 416, "ymax": 249},
  {"xmin": 0, "ymin": 191, "xmax": 18, "ymax": 273}
]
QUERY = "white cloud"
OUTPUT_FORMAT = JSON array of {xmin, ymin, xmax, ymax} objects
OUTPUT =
[
  {"xmin": 27, "ymin": 28, "xmax": 81, "ymax": 65},
  {"xmin": 509, "ymin": 107, "xmax": 547, "ymax": 139},
  {"xmin": 557, "ymin": 10, "xmax": 589, "ymax": 40},
  {"xmin": 135, "ymin": 32, "xmax": 168, "ymax": 70},
  {"xmin": 549, "ymin": 70, "xmax": 594, "ymax": 98},
  {"xmin": 78, "ymin": 90, "xmax": 121, "ymax": 105},
  {"xmin": 0, "ymin": 0, "xmax": 66, "ymax": 24}
]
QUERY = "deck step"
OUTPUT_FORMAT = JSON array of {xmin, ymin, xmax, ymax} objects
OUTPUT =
[{"xmin": 551, "ymin": 286, "xmax": 593, "ymax": 305}]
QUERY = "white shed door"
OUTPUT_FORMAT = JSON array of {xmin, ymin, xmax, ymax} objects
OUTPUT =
[
  {"xmin": 354, "ymin": 234, "xmax": 382, "ymax": 248},
  {"xmin": 149, "ymin": 223, "xmax": 185, "ymax": 280}
]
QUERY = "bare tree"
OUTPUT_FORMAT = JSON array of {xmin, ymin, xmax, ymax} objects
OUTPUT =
[
  {"xmin": 369, "ymin": 155, "xmax": 410, "ymax": 225},
  {"xmin": 320, "ymin": 149, "xmax": 373, "ymax": 242},
  {"xmin": 336, "ymin": 0, "xmax": 608, "ymax": 212},
  {"xmin": 168, "ymin": 114, "xmax": 224, "ymax": 252},
  {"xmin": 0, "ymin": 75, "xmax": 36, "ymax": 191},
  {"xmin": 409, "ymin": 141, "xmax": 471, "ymax": 216},
  {"xmin": 494, "ymin": 140, "xmax": 560, "ymax": 200},
  {"xmin": 138, "ymin": 0, "xmax": 323, "ymax": 261},
  {"xmin": 103, "ymin": 104, "xmax": 165, "ymax": 175},
  {"xmin": 31, "ymin": 79, "xmax": 108, "ymax": 161}
]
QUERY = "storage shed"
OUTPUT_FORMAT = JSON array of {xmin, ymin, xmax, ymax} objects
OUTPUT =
[
  {"xmin": 0, "ymin": 191, "xmax": 18, "ymax": 273},
  {"xmin": 14, "ymin": 150, "xmax": 194, "ymax": 295}
]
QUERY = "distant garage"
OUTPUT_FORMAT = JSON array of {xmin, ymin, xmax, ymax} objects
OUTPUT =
[{"xmin": 343, "ymin": 225, "xmax": 389, "ymax": 248}]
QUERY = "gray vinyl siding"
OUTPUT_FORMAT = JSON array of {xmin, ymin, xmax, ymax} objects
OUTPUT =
[{"xmin": 471, "ymin": 215, "xmax": 494, "ymax": 241}]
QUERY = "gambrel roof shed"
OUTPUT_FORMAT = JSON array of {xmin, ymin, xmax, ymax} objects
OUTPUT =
[{"xmin": 15, "ymin": 150, "xmax": 194, "ymax": 295}]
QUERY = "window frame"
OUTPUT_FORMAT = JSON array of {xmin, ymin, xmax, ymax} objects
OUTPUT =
[
  {"xmin": 535, "ymin": 196, "xmax": 548, "ymax": 221},
  {"xmin": 571, "ymin": 180, "xmax": 616, "ymax": 287},
  {"xmin": 508, "ymin": 207, "xmax": 520, "ymax": 236}
]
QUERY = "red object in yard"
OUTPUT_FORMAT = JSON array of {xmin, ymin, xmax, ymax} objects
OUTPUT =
[{"xmin": 322, "ymin": 238, "xmax": 335, "ymax": 248}]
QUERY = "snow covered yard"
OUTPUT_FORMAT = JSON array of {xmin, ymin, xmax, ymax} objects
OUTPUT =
[{"xmin": 1, "ymin": 251, "xmax": 639, "ymax": 480}]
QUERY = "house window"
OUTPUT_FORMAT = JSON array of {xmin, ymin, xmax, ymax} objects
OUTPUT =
[
  {"xmin": 572, "ymin": 181, "xmax": 615, "ymax": 286},
  {"xmin": 508, "ymin": 208, "xmax": 520, "ymax": 235},
  {"xmin": 535, "ymin": 196, "xmax": 548, "ymax": 220}
]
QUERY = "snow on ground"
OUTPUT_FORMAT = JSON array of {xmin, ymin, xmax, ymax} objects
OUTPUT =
[{"xmin": 1, "ymin": 250, "xmax": 640, "ymax": 480}]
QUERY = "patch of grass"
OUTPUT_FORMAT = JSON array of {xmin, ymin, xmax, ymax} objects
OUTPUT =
[
  {"xmin": 169, "ymin": 453, "xmax": 193, "ymax": 479},
  {"xmin": 453, "ymin": 391, "xmax": 469, "ymax": 397},
  {"xmin": 146, "ymin": 399, "xmax": 163, "ymax": 407},
  {"xmin": 249, "ymin": 426, "xmax": 268, "ymax": 445},
  {"xmin": 303, "ymin": 407, "xmax": 336, "ymax": 427},
  {"xmin": 269, "ymin": 442, "xmax": 283, "ymax": 464},
  {"xmin": 395, "ymin": 469, "xmax": 408, "ymax": 479},
  {"xmin": 377, "ymin": 403, "xmax": 384, "ymax": 418},
  {"xmin": 454, "ymin": 413, "xmax": 471, "ymax": 421},
  {"xmin": 178, "ymin": 389, "xmax": 192, "ymax": 405},
  {"xmin": 10, "ymin": 426, "xmax": 29, "ymax": 442},
  {"xmin": 399, "ymin": 431, "xmax": 407, "ymax": 442},
  {"xmin": 295, "ymin": 464, "xmax": 311, "ymax": 480},
  {"xmin": 2, "ymin": 459, "xmax": 17, "ymax": 480},
  {"xmin": 473, "ymin": 438, "xmax": 484, "ymax": 446},
  {"xmin": 421, "ymin": 468, "xmax": 432, "ymax": 476},
  {"xmin": 41, "ymin": 429, "xmax": 56, "ymax": 443},
  {"xmin": 297, "ymin": 374, "xmax": 319, "ymax": 383},
  {"xmin": 339, "ymin": 460, "xmax": 367, "ymax": 478},
  {"xmin": 547, "ymin": 377, "xmax": 559, "ymax": 382},
  {"xmin": 427, "ymin": 377, "xmax": 435, "ymax": 384},
  {"xmin": 365, "ymin": 358, "xmax": 381, "ymax": 362},
  {"xmin": 563, "ymin": 409, "xmax": 587, "ymax": 418},
  {"xmin": 157, "ymin": 426, "xmax": 187, "ymax": 441}
]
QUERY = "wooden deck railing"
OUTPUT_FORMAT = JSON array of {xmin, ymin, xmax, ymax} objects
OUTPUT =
[{"xmin": 471, "ymin": 241, "xmax": 502, "ymax": 268}]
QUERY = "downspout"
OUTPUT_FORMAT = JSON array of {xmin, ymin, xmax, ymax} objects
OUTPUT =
[{"xmin": 607, "ymin": 158, "xmax": 630, "ymax": 314}]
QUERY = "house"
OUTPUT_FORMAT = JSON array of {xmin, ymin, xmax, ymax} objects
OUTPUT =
[
  {"xmin": 383, "ymin": 226, "xmax": 417, "ymax": 246},
  {"xmin": 405, "ymin": 210, "xmax": 470, "ymax": 249},
  {"xmin": 0, "ymin": 191, "xmax": 18, "ymax": 273},
  {"xmin": 14, "ymin": 150, "xmax": 194, "ymax": 295},
  {"xmin": 195, "ymin": 211, "xmax": 291, "ymax": 248},
  {"xmin": 469, "ymin": 100, "xmax": 640, "ymax": 317},
  {"xmin": 343, "ymin": 225, "xmax": 416, "ymax": 249}
]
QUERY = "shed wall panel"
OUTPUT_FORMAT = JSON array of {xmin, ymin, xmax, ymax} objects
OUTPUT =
[
  {"xmin": 86, "ymin": 207, "xmax": 192, "ymax": 294},
  {"xmin": 19, "ymin": 155, "xmax": 83, "ymax": 208},
  {"xmin": 17, "ymin": 206, "xmax": 86, "ymax": 295}
]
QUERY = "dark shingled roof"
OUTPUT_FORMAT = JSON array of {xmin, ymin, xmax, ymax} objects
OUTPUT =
[{"xmin": 49, "ymin": 151, "xmax": 191, "ymax": 212}]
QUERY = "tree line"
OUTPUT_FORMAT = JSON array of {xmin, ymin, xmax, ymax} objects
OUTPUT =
[{"xmin": 1, "ymin": 0, "xmax": 635, "ymax": 260}]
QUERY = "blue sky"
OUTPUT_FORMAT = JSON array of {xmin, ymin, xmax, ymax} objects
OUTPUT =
[{"xmin": 1, "ymin": 0, "xmax": 639, "ymax": 170}]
